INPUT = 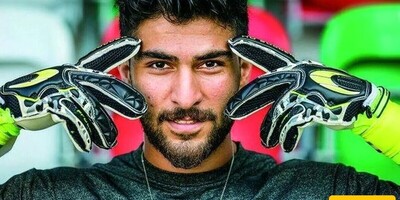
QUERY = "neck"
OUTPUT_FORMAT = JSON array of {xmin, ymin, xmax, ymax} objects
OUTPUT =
[{"xmin": 143, "ymin": 136, "xmax": 236, "ymax": 173}]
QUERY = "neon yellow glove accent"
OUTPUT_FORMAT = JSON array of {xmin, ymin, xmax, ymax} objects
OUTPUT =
[
  {"xmin": 352, "ymin": 100, "xmax": 400, "ymax": 164},
  {"xmin": 0, "ymin": 107, "xmax": 20, "ymax": 146}
]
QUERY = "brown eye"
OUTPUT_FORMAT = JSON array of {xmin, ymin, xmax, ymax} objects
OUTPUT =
[
  {"xmin": 204, "ymin": 61, "xmax": 218, "ymax": 68},
  {"xmin": 151, "ymin": 62, "xmax": 167, "ymax": 69}
]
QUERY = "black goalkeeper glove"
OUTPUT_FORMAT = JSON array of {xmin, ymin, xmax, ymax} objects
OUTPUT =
[
  {"xmin": 225, "ymin": 36, "xmax": 389, "ymax": 152},
  {"xmin": 0, "ymin": 37, "xmax": 147, "ymax": 152}
]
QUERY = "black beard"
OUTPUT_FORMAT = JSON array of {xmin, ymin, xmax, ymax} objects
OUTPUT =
[{"xmin": 140, "ymin": 107, "xmax": 234, "ymax": 169}]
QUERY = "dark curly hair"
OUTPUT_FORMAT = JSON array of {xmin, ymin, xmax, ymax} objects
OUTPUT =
[{"xmin": 116, "ymin": 0, "xmax": 248, "ymax": 37}]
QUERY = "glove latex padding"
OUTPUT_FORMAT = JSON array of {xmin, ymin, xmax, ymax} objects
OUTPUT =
[
  {"xmin": 225, "ymin": 36, "xmax": 389, "ymax": 152},
  {"xmin": 0, "ymin": 37, "xmax": 147, "ymax": 152}
]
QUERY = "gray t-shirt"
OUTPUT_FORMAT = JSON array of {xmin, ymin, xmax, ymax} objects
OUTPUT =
[{"xmin": 1, "ymin": 144, "xmax": 399, "ymax": 199}]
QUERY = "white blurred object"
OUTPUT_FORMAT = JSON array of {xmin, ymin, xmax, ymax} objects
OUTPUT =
[
  {"xmin": 0, "ymin": 0, "xmax": 83, "ymax": 34},
  {"xmin": 0, "ymin": 5, "xmax": 76, "ymax": 184}
]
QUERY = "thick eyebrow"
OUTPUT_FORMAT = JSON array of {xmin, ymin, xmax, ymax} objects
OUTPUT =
[
  {"xmin": 135, "ymin": 50, "xmax": 179, "ymax": 62},
  {"xmin": 194, "ymin": 50, "xmax": 233, "ymax": 61},
  {"xmin": 134, "ymin": 49, "xmax": 233, "ymax": 62}
]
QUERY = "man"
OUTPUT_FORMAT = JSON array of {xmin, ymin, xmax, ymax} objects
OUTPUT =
[{"xmin": 0, "ymin": 0, "xmax": 399, "ymax": 199}]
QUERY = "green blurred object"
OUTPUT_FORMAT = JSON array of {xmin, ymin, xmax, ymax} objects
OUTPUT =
[
  {"xmin": 320, "ymin": 3, "xmax": 400, "ymax": 184},
  {"xmin": 248, "ymin": 0, "xmax": 265, "ymax": 8},
  {"xmin": 98, "ymin": 0, "xmax": 119, "ymax": 37}
]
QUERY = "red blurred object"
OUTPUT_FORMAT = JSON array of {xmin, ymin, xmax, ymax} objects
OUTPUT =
[
  {"xmin": 247, "ymin": 6, "xmax": 291, "ymax": 54},
  {"xmin": 301, "ymin": 0, "xmax": 397, "ymax": 22},
  {"xmin": 302, "ymin": 0, "xmax": 397, "ymax": 12},
  {"xmin": 102, "ymin": 6, "xmax": 292, "ymax": 162}
]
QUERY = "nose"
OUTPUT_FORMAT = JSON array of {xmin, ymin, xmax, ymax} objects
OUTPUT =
[{"xmin": 170, "ymin": 67, "xmax": 203, "ymax": 108}]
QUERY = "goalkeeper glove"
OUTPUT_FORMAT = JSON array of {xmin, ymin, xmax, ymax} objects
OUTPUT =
[
  {"xmin": 0, "ymin": 37, "xmax": 147, "ymax": 152},
  {"xmin": 225, "ymin": 36, "xmax": 389, "ymax": 152}
]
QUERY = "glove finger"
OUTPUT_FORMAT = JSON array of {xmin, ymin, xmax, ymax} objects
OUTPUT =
[
  {"xmin": 47, "ymin": 93, "xmax": 93, "ymax": 152},
  {"xmin": 89, "ymin": 103, "xmax": 118, "ymax": 149},
  {"xmin": 225, "ymin": 71, "xmax": 297, "ymax": 120},
  {"xmin": 228, "ymin": 35, "xmax": 298, "ymax": 72},
  {"xmin": 75, "ymin": 37, "xmax": 141, "ymax": 73},
  {"xmin": 72, "ymin": 73, "xmax": 147, "ymax": 119},
  {"xmin": 279, "ymin": 104, "xmax": 311, "ymax": 152},
  {"xmin": 69, "ymin": 91, "xmax": 117, "ymax": 149},
  {"xmin": 260, "ymin": 99, "xmax": 292, "ymax": 148},
  {"xmin": 54, "ymin": 88, "xmax": 119, "ymax": 151}
]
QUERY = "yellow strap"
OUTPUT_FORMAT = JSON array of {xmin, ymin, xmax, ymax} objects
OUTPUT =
[{"xmin": 353, "ymin": 100, "xmax": 400, "ymax": 164}]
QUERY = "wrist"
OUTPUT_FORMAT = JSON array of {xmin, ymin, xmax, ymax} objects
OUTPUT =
[
  {"xmin": 353, "ymin": 100, "xmax": 400, "ymax": 164},
  {"xmin": 0, "ymin": 106, "xmax": 20, "ymax": 146}
]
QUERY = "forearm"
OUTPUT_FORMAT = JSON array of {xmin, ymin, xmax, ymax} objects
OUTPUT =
[
  {"xmin": 352, "ymin": 100, "xmax": 400, "ymax": 164},
  {"xmin": 0, "ymin": 103, "xmax": 20, "ymax": 157}
]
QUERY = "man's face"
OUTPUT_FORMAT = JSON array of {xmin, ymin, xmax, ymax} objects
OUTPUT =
[{"xmin": 120, "ymin": 17, "xmax": 250, "ymax": 169}]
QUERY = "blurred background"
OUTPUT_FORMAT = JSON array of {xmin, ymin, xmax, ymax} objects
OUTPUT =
[{"xmin": 1, "ymin": 0, "xmax": 400, "ymax": 184}]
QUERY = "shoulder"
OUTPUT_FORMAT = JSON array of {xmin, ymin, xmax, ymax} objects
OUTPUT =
[
  {"xmin": 235, "ymin": 145, "xmax": 278, "ymax": 172},
  {"xmin": 1, "ymin": 150, "xmax": 144, "ymax": 199},
  {"xmin": 262, "ymin": 159, "xmax": 399, "ymax": 197},
  {"xmin": 2, "ymin": 152, "xmax": 136, "ymax": 181},
  {"xmin": 0, "ymin": 166, "xmax": 89, "ymax": 199},
  {"xmin": 269, "ymin": 159, "xmax": 367, "ymax": 184}
]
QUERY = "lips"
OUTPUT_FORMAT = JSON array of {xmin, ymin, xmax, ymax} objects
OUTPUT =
[
  {"xmin": 173, "ymin": 117, "xmax": 196, "ymax": 124},
  {"xmin": 158, "ymin": 108, "xmax": 216, "ymax": 135},
  {"xmin": 167, "ymin": 118, "xmax": 204, "ymax": 134}
]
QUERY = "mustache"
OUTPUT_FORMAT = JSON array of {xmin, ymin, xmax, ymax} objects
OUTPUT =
[{"xmin": 158, "ymin": 107, "xmax": 217, "ymax": 122}]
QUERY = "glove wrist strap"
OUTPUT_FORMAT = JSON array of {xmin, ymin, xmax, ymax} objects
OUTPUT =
[{"xmin": 365, "ymin": 86, "xmax": 390, "ymax": 118}]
